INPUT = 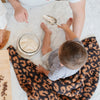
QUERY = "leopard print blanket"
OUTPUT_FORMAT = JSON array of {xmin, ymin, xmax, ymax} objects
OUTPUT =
[{"xmin": 7, "ymin": 37, "xmax": 100, "ymax": 100}]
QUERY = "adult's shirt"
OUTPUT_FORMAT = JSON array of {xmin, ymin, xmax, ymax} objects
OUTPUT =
[{"xmin": 19, "ymin": 0, "xmax": 81, "ymax": 7}]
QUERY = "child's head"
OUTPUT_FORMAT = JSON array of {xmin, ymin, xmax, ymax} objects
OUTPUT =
[{"xmin": 58, "ymin": 41, "xmax": 88, "ymax": 70}]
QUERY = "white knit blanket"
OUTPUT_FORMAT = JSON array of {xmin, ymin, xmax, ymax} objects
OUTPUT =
[{"xmin": 3, "ymin": 0, "xmax": 100, "ymax": 100}]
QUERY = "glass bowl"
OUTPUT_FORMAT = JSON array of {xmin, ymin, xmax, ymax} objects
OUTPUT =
[{"xmin": 16, "ymin": 33, "xmax": 41, "ymax": 58}]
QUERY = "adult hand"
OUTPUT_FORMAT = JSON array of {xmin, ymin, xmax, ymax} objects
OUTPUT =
[{"xmin": 14, "ymin": 5, "xmax": 28, "ymax": 23}]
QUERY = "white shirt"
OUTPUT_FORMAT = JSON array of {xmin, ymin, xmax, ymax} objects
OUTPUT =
[
  {"xmin": 0, "ymin": 0, "xmax": 81, "ymax": 29},
  {"xmin": 19, "ymin": 0, "xmax": 54, "ymax": 7},
  {"xmin": 69, "ymin": 0, "xmax": 80, "ymax": 3},
  {"xmin": 19, "ymin": 0, "xmax": 81, "ymax": 7},
  {"xmin": 0, "ymin": 0, "xmax": 7, "ymax": 29}
]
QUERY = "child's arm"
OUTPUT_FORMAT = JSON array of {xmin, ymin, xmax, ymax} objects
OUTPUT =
[
  {"xmin": 58, "ymin": 24, "xmax": 77, "ymax": 40},
  {"xmin": 8, "ymin": 0, "xmax": 28, "ymax": 23},
  {"xmin": 69, "ymin": 0, "xmax": 86, "ymax": 38}
]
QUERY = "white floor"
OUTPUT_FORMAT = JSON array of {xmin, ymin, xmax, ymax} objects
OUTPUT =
[{"xmin": 3, "ymin": 0, "xmax": 100, "ymax": 100}]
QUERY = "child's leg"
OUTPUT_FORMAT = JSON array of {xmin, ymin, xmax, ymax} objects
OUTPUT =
[
  {"xmin": 65, "ymin": 18, "xmax": 73, "ymax": 40},
  {"xmin": 41, "ymin": 23, "xmax": 52, "ymax": 56}
]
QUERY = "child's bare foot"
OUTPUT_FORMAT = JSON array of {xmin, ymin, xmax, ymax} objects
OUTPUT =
[
  {"xmin": 41, "ymin": 23, "xmax": 52, "ymax": 35},
  {"xmin": 66, "ymin": 18, "xmax": 73, "ymax": 28}
]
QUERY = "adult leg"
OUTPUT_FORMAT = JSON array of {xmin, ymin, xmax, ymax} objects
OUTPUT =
[{"xmin": 69, "ymin": 0, "xmax": 86, "ymax": 38}]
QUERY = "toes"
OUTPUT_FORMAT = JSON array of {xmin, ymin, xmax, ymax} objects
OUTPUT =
[
  {"xmin": 40, "ymin": 22, "xmax": 45, "ymax": 28},
  {"xmin": 41, "ymin": 22, "xmax": 47, "ymax": 30},
  {"xmin": 40, "ymin": 23, "xmax": 52, "ymax": 34}
]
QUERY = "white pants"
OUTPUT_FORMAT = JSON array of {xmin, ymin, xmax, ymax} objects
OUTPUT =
[{"xmin": 0, "ymin": 0, "xmax": 7, "ymax": 29}]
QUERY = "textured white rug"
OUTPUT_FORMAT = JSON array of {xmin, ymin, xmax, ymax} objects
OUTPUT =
[{"xmin": 3, "ymin": 0, "xmax": 100, "ymax": 100}]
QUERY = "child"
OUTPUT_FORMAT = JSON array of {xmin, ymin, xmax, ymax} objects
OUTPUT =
[
  {"xmin": 0, "ymin": 0, "xmax": 10, "ymax": 49},
  {"xmin": 36, "ymin": 18, "xmax": 88, "ymax": 81}
]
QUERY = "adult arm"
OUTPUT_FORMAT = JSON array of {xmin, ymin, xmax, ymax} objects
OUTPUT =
[
  {"xmin": 8, "ymin": 0, "xmax": 28, "ymax": 23},
  {"xmin": 8, "ymin": 0, "xmax": 21, "ymax": 10},
  {"xmin": 69, "ymin": 0, "xmax": 86, "ymax": 38}
]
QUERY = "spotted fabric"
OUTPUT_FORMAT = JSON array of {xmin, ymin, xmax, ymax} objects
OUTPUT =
[{"xmin": 7, "ymin": 37, "xmax": 100, "ymax": 100}]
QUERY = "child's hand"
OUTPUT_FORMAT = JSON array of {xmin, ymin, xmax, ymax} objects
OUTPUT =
[
  {"xmin": 58, "ymin": 18, "xmax": 73, "ymax": 32},
  {"xmin": 14, "ymin": 6, "xmax": 28, "ymax": 23},
  {"xmin": 58, "ymin": 24, "xmax": 69, "ymax": 32},
  {"xmin": 36, "ymin": 65, "xmax": 45, "ymax": 73}
]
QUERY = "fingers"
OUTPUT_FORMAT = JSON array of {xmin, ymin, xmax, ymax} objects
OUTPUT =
[
  {"xmin": 58, "ymin": 17, "xmax": 73, "ymax": 29},
  {"xmin": 66, "ymin": 18, "xmax": 73, "ymax": 28},
  {"xmin": 15, "ymin": 15, "xmax": 25, "ymax": 23},
  {"xmin": 66, "ymin": 17, "xmax": 73, "ymax": 24},
  {"xmin": 15, "ymin": 15, "xmax": 28, "ymax": 23},
  {"xmin": 57, "ymin": 25, "xmax": 61, "ymax": 28},
  {"xmin": 24, "ymin": 11, "xmax": 29, "ymax": 23},
  {"xmin": 57, "ymin": 24, "xmax": 64, "ymax": 29},
  {"xmin": 15, "ymin": 10, "xmax": 28, "ymax": 23}
]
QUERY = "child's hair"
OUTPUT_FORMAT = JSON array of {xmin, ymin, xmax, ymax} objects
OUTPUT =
[{"xmin": 59, "ymin": 41, "xmax": 88, "ymax": 70}]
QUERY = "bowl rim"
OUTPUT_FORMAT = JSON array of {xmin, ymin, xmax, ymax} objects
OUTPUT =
[{"xmin": 18, "ymin": 33, "xmax": 40, "ymax": 54}]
